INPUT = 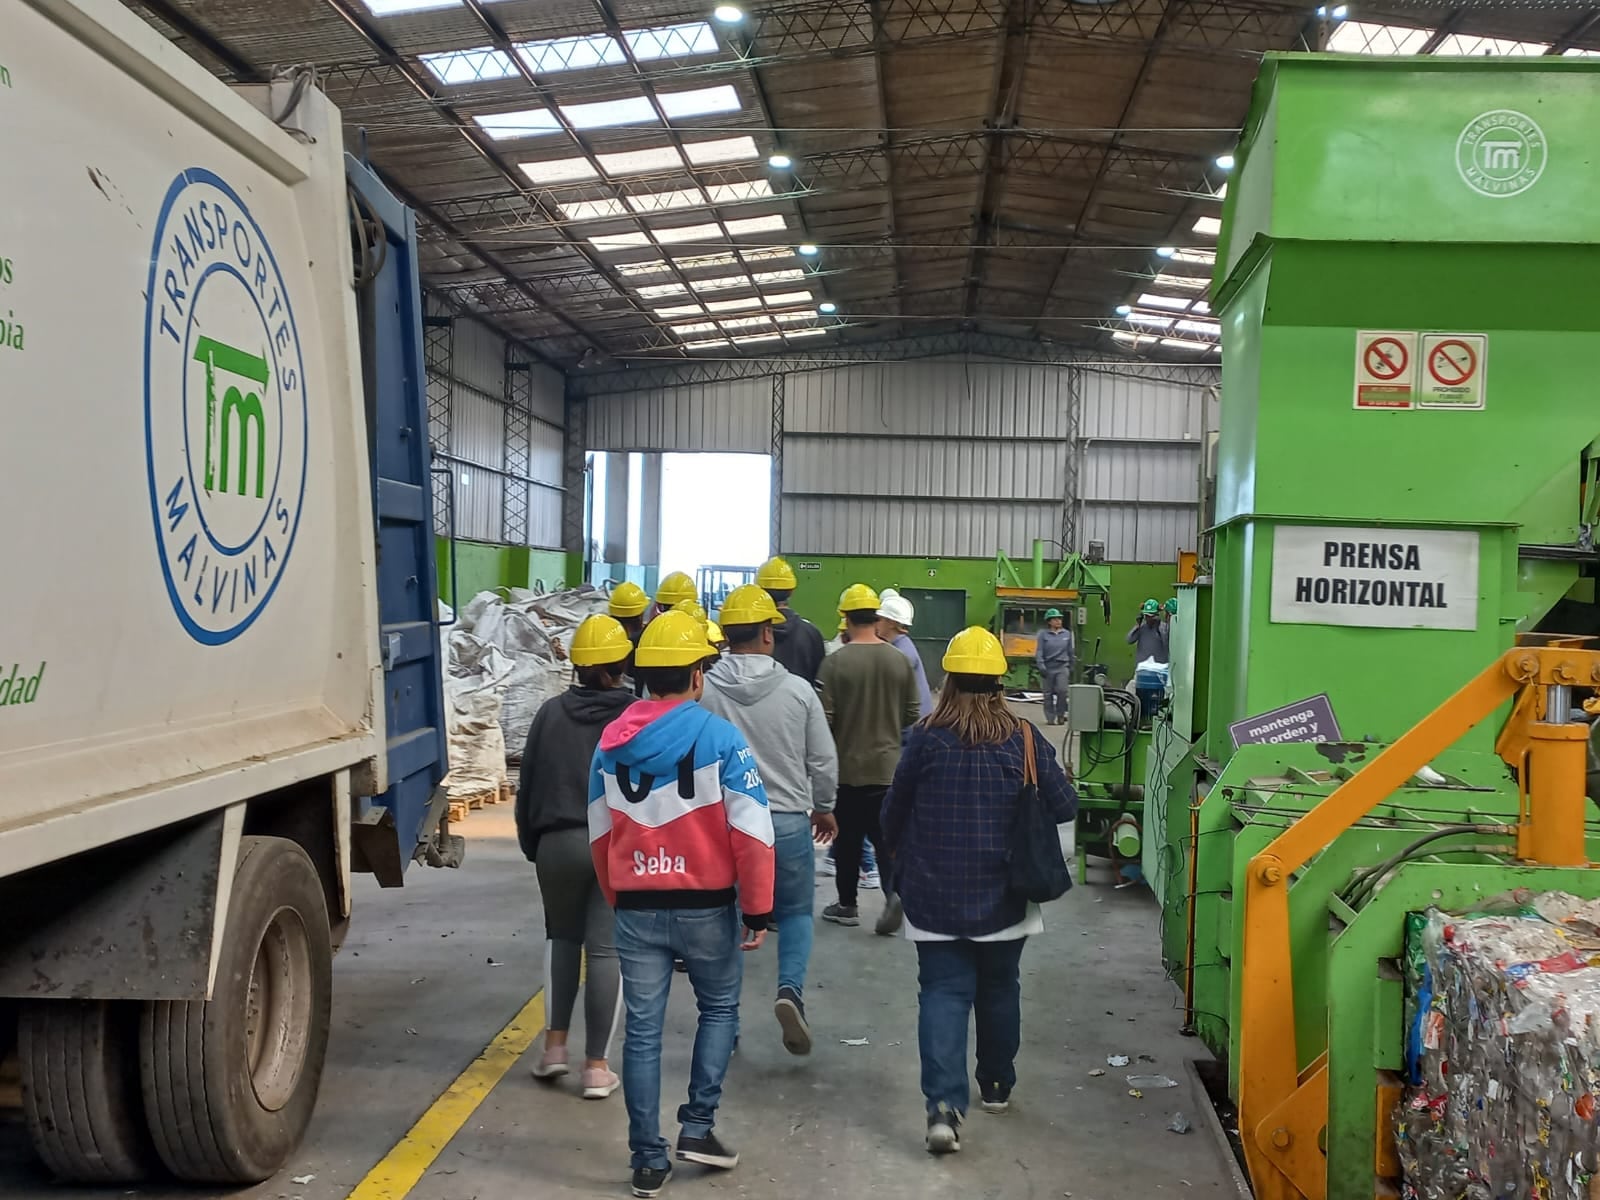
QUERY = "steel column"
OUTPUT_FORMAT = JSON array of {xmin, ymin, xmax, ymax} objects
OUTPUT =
[
  {"xmin": 424, "ymin": 312, "xmax": 453, "ymax": 537},
  {"xmin": 503, "ymin": 360, "xmax": 533, "ymax": 546},
  {"xmin": 770, "ymin": 373, "xmax": 785, "ymax": 553},
  {"xmin": 562, "ymin": 387, "xmax": 588, "ymax": 557}
]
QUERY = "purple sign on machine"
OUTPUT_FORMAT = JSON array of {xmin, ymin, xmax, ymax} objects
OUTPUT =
[{"xmin": 1228, "ymin": 693, "xmax": 1343, "ymax": 750}]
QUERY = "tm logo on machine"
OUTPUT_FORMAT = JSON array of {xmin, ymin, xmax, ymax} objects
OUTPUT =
[
  {"xmin": 1455, "ymin": 109, "xmax": 1547, "ymax": 198},
  {"xmin": 143, "ymin": 169, "xmax": 309, "ymax": 645}
]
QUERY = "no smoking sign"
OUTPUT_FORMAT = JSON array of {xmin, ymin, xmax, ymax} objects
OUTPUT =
[
  {"xmin": 1419, "ymin": 333, "xmax": 1487, "ymax": 410},
  {"xmin": 1353, "ymin": 330, "xmax": 1417, "ymax": 409}
]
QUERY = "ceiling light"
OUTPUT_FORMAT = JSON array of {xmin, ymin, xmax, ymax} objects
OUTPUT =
[
  {"xmin": 768, "ymin": 153, "xmax": 793, "ymax": 169},
  {"xmin": 713, "ymin": 5, "xmax": 744, "ymax": 22},
  {"xmin": 818, "ymin": 302, "xmax": 837, "ymax": 314},
  {"xmin": 1156, "ymin": 246, "xmax": 1176, "ymax": 258},
  {"xmin": 1115, "ymin": 304, "xmax": 1132, "ymax": 315},
  {"xmin": 797, "ymin": 243, "xmax": 819, "ymax": 257},
  {"xmin": 1214, "ymin": 153, "xmax": 1236, "ymax": 170}
]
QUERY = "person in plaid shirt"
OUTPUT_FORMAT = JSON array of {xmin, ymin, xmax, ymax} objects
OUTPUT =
[{"xmin": 879, "ymin": 627, "xmax": 1076, "ymax": 1155}]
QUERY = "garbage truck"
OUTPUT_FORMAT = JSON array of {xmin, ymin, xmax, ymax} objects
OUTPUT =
[{"xmin": 0, "ymin": 0, "xmax": 456, "ymax": 1184}]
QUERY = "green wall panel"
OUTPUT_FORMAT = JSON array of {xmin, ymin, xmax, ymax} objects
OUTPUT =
[{"xmin": 436, "ymin": 538, "xmax": 581, "ymax": 607}]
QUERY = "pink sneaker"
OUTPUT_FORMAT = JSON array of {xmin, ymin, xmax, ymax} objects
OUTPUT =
[
  {"xmin": 581, "ymin": 1067, "xmax": 620, "ymax": 1099},
  {"xmin": 531, "ymin": 1043, "xmax": 569, "ymax": 1081}
]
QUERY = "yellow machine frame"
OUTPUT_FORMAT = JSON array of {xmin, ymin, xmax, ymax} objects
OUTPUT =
[{"xmin": 1235, "ymin": 643, "xmax": 1599, "ymax": 1200}]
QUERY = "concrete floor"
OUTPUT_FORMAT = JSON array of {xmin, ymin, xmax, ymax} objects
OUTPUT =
[{"xmin": 0, "ymin": 722, "xmax": 1243, "ymax": 1200}]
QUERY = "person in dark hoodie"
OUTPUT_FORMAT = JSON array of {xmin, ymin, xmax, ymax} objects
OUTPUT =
[
  {"xmin": 590, "ymin": 610, "xmax": 775, "ymax": 1199},
  {"xmin": 516, "ymin": 614, "xmax": 637, "ymax": 1100},
  {"xmin": 757, "ymin": 556, "xmax": 825, "ymax": 687},
  {"xmin": 701, "ymin": 585, "xmax": 838, "ymax": 1057}
]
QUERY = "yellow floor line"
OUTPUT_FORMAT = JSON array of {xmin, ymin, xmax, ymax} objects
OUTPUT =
[{"xmin": 346, "ymin": 990, "xmax": 547, "ymax": 1200}]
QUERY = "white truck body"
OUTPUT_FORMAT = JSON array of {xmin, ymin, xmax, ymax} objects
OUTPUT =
[{"xmin": 0, "ymin": 0, "xmax": 386, "ymax": 876}]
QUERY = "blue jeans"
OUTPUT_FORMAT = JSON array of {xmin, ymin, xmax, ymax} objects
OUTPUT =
[
  {"xmin": 915, "ymin": 938, "xmax": 1027, "ymax": 1116},
  {"xmin": 614, "ymin": 906, "xmax": 744, "ymax": 1170},
  {"xmin": 771, "ymin": 813, "xmax": 816, "ymax": 995}
]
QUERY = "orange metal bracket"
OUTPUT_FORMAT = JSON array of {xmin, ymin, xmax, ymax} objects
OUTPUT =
[{"xmin": 1235, "ymin": 647, "xmax": 1600, "ymax": 1200}]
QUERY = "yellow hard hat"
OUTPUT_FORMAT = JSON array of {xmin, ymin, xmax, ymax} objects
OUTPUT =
[
  {"xmin": 942, "ymin": 626, "xmax": 1008, "ymax": 677},
  {"xmin": 672, "ymin": 599, "xmax": 709, "ymax": 627},
  {"xmin": 570, "ymin": 614, "xmax": 633, "ymax": 667},
  {"xmin": 656, "ymin": 571, "xmax": 697, "ymax": 608},
  {"xmin": 706, "ymin": 620, "xmax": 727, "ymax": 646},
  {"xmin": 838, "ymin": 582, "xmax": 881, "ymax": 614},
  {"xmin": 634, "ymin": 610, "xmax": 715, "ymax": 667},
  {"xmin": 608, "ymin": 581, "xmax": 649, "ymax": 619},
  {"xmin": 838, "ymin": 617, "xmax": 848, "ymax": 633},
  {"xmin": 718, "ymin": 583, "xmax": 786, "ymax": 626},
  {"xmin": 756, "ymin": 556, "xmax": 798, "ymax": 591}
]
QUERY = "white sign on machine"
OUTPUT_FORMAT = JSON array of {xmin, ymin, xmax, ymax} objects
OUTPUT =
[{"xmin": 1270, "ymin": 526, "xmax": 1479, "ymax": 632}]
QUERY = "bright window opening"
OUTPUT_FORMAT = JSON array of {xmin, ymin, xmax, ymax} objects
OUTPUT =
[
  {"xmin": 520, "ymin": 155, "xmax": 598, "ymax": 184},
  {"xmin": 559, "ymin": 197, "xmax": 629, "ymax": 221},
  {"xmin": 1433, "ymin": 33, "xmax": 1548, "ymax": 55},
  {"xmin": 421, "ymin": 46, "xmax": 517, "ymax": 85},
  {"xmin": 1192, "ymin": 215, "xmax": 1222, "ymax": 237},
  {"xmin": 563, "ymin": 95, "xmax": 658, "ymax": 130},
  {"xmin": 684, "ymin": 136, "xmax": 761, "ymax": 166},
  {"xmin": 725, "ymin": 214, "xmax": 787, "ymax": 237},
  {"xmin": 651, "ymin": 221, "xmax": 723, "ymax": 246},
  {"xmin": 1327, "ymin": 20, "xmax": 1431, "ymax": 54},
  {"xmin": 598, "ymin": 145, "xmax": 686, "ymax": 175},
  {"xmin": 626, "ymin": 22, "xmax": 720, "ymax": 62},
  {"xmin": 660, "ymin": 85, "xmax": 742, "ymax": 120},
  {"xmin": 516, "ymin": 32, "xmax": 626, "ymax": 74}
]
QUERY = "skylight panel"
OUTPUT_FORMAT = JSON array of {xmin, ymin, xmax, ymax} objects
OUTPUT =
[
  {"xmin": 1138, "ymin": 293, "xmax": 1190, "ymax": 311},
  {"xmin": 1433, "ymin": 33, "xmax": 1548, "ymax": 55},
  {"xmin": 753, "ymin": 268, "xmax": 806, "ymax": 285},
  {"xmin": 365, "ymin": 0, "xmax": 457, "ymax": 13},
  {"xmin": 674, "ymin": 253, "xmax": 739, "ymax": 271},
  {"xmin": 636, "ymin": 282, "xmax": 688, "ymax": 298},
  {"xmin": 1161, "ymin": 337, "xmax": 1214, "ymax": 351},
  {"xmin": 660, "ymin": 85, "xmax": 742, "ymax": 121},
  {"xmin": 719, "ymin": 314, "xmax": 774, "ymax": 330},
  {"xmin": 651, "ymin": 221, "xmax": 723, "ymax": 246},
  {"xmin": 1193, "ymin": 299, "xmax": 1212, "ymax": 315},
  {"xmin": 1125, "ymin": 313, "xmax": 1174, "ymax": 329},
  {"xmin": 616, "ymin": 258, "xmax": 668, "ymax": 277},
  {"xmin": 682, "ymin": 338, "xmax": 730, "ymax": 350},
  {"xmin": 760, "ymin": 290, "xmax": 814, "ymax": 307},
  {"xmin": 559, "ymin": 197, "xmax": 629, "ymax": 221},
  {"xmin": 706, "ymin": 296, "xmax": 762, "ymax": 313},
  {"xmin": 725, "ymin": 214, "xmax": 787, "ymax": 237},
  {"xmin": 671, "ymin": 322, "xmax": 718, "ymax": 335},
  {"xmin": 1176, "ymin": 319, "xmax": 1221, "ymax": 337},
  {"xmin": 740, "ymin": 247, "xmax": 794, "ymax": 264},
  {"xmin": 684, "ymin": 136, "xmax": 760, "ymax": 166},
  {"xmin": 598, "ymin": 145, "xmax": 685, "ymax": 175},
  {"xmin": 708, "ymin": 180, "xmax": 774, "ymax": 205},
  {"xmin": 1564, "ymin": 48, "xmax": 1600, "ymax": 57},
  {"xmin": 421, "ymin": 46, "xmax": 517, "ymax": 85},
  {"xmin": 1153, "ymin": 272, "xmax": 1205, "ymax": 291},
  {"xmin": 520, "ymin": 156, "xmax": 599, "ymax": 184},
  {"xmin": 627, "ymin": 187, "xmax": 708, "ymax": 214},
  {"xmin": 732, "ymin": 333, "xmax": 783, "ymax": 346},
  {"xmin": 1327, "ymin": 21, "xmax": 1431, "ymax": 55},
  {"xmin": 475, "ymin": 108, "xmax": 563, "ymax": 140},
  {"xmin": 786, "ymin": 327, "xmax": 827, "ymax": 339},
  {"xmin": 773, "ymin": 309, "xmax": 815, "ymax": 324},
  {"xmin": 562, "ymin": 95, "xmax": 659, "ymax": 130},
  {"xmin": 516, "ymin": 33, "xmax": 625, "ymax": 75},
  {"xmin": 1172, "ymin": 248, "xmax": 1215, "ymax": 266},
  {"xmin": 589, "ymin": 231, "xmax": 653, "ymax": 252},
  {"xmin": 1192, "ymin": 215, "xmax": 1222, "ymax": 237},
  {"xmin": 1113, "ymin": 331, "xmax": 1158, "ymax": 346},
  {"xmin": 626, "ymin": 22, "xmax": 719, "ymax": 62},
  {"xmin": 655, "ymin": 304, "xmax": 704, "ymax": 318}
]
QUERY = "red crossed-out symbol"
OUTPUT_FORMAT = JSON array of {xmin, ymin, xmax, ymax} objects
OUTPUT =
[
  {"xmin": 1364, "ymin": 337, "xmax": 1409, "ymax": 382},
  {"xmin": 1428, "ymin": 339, "xmax": 1477, "ymax": 387}
]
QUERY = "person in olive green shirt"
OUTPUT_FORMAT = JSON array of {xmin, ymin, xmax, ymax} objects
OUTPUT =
[{"xmin": 818, "ymin": 602, "xmax": 921, "ymax": 936}]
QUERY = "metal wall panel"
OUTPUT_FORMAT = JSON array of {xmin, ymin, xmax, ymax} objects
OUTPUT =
[
  {"xmin": 452, "ymin": 316, "xmax": 507, "ymax": 401},
  {"xmin": 454, "ymin": 463, "xmax": 505, "ymax": 543},
  {"xmin": 530, "ymin": 422, "xmax": 564, "ymax": 488},
  {"xmin": 1080, "ymin": 367, "xmax": 1212, "ymax": 442},
  {"xmin": 1082, "ymin": 443, "xmax": 1200, "ymax": 505},
  {"xmin": 527, "ymin": 484, "xmax": 562, "ymax": 552},
  {"xmin": 782, "ymin": 496, "xmax": 1063, "ymax": 558},
  {"xmin": 785, "ymin": 436, "xmax": 1067, "ymax": 501},
  {"xmin": 785, "ymin": 359, "xmax": 1069, "ymax": 437},
  {"xmin": 1082, "ymin": 504, "xmax": 1197, "ymax": 563},
  {"xmin": 529, "ymin": 363, "xmax": 565, "ymax": 427},
  {"xmin": 451, "ymin": 384, "xmax": 505, "ymax": 469},
  {"xmin": 586, "ymin": 378, "xmax": 770, "ymax": 453}
]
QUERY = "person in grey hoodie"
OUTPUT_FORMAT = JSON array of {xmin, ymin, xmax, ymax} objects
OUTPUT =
[
  {"xmin": 516, "ymin": 615, "xmax": 637, "ymax": 1098},
  {"xmin": 701, "ymin": 585, "xmax": 839, "ymax": 1057}
]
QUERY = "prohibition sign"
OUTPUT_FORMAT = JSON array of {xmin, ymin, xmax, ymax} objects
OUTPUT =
[
  {"xmin": 1427, "ymin": 339, "xmax": 1476, "ymax": 388},
  {"xmin": 1364, "ymin": 336, "xmax": 1409, "ymax": 381}
]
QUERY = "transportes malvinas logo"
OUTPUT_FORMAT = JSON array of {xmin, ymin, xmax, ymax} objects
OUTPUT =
[
  {"xmin": 1455, "ymin": 109, "xmax": 1547, "ymax": 198},
  {"xmin": 144, "ymin": 169, "xmax": 308, "ymax": 645}
]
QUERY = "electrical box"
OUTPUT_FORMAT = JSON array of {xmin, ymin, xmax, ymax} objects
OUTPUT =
[{"xmin": 1068, "ymin": 684, "xmax": 1103, "ymax": 733}]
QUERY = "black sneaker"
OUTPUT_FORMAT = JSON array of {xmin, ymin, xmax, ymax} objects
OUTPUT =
[
  {"xmin": 676, "ymin": 1130, "xmax": 739, "ymax": 1169},
  {"xmin": 632, "ymin": 1164, "xmax": 672, "ymax": 1197},
  {"xmin": 822, "ymin": 902, "xmax": 859, "ymax": 926},
  {"xmin": 979, "ymin": 1081, "xmax": 1011, "ymax": 1114},
  {"xmin": 926, "ymin": 1103, "xmax": 962, "ymax": 1154},
  {"xmin": 775, "ymin": 986, "xmax": 812, "ymax": 1056}
]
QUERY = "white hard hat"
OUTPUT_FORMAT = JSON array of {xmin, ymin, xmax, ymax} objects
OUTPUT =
[{"xmin": 877, "ymin": 592, "xmax": 915, "ymax": 627}]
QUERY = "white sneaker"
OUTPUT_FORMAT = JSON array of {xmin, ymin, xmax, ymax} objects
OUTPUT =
[
  {"xmin": 818, "ymin": 855, "xmax": 837, "ymax": 878},
  {"xmin": 859, "ymin": 868, "xmax": 881, "ymax": 891}
]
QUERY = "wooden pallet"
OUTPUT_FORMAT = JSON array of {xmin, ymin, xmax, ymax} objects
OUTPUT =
[{"xmin": 446, "ymin": 780, "xmax": 512, "ymax": 824}]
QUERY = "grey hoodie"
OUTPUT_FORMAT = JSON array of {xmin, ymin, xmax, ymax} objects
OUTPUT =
[{"xmin": 701, "ymin": 654, "xmax": 838, "ymax": 815}]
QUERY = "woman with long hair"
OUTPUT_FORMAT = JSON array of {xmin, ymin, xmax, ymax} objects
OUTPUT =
[{"xmin": 879, "ymin": 627, "xmax": 1077, "ymax": 1155}]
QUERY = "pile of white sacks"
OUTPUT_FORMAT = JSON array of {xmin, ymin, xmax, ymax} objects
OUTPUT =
[{"xmin": 439, "ymin": 585, "xmax": 611, "ymax": 800}]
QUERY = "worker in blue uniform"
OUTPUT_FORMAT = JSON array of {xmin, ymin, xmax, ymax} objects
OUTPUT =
[{"xmin": 1034, "ymin": 608, "xmax": 1075, "ymax": 727}]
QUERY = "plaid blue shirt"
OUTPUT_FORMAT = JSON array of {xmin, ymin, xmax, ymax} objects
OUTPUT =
[{"xmin": 880, "ymin": 722, "xmax": 1077, "ymax": 938}]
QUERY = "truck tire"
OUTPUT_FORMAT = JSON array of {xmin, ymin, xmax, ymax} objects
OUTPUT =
[
  {"xmin": 140, "ymin": 835, "xmax": 332, "ymax": 1184},
  {"xmin": 19, "ymin": 1000, "xmax": 154, "ymax": 1183}
]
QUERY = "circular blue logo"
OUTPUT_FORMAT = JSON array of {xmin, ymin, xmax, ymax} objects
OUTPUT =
[{"xmin": 143, "ymin": 169, "xmax": 309, "ymax": 645}]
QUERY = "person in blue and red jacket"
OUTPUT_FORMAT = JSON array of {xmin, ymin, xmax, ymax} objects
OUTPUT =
[{"xmin": 589, "ymin": 610, "xmax": 776, "ymax": 1200}]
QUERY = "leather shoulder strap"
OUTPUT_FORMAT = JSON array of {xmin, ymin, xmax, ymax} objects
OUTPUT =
[{"xmin": 1021, "ymin": 721, "xmax": 1037, "ymax": 786}]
